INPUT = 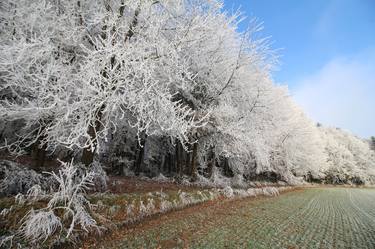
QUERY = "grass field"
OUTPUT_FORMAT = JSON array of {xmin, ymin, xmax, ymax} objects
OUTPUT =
[{"xmin": 92, "ymin": 188, "xmax": 375, "ymax": 249}]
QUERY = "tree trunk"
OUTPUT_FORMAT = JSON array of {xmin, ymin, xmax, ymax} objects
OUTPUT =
[
  {"xmin": 176, "ymin": 141, "xmax": 182, "ymax": 176},
  {"xmin": 81, "ymin": 126, "xmax": 96, "ymax": 167},
  {"xmin": 223, "ymin": 157, "xmax": 229, "ymax": 177},
  {"xmin": 190, "ymin": 143, "xmax": 198, "ymax": 180},
  {"xmin": 81, "ymin": 105, "xmax": 105, "ymax": 166},
  {"xmin": 184, "ymin": 149, "xmax": 191, "ymax": 175},
  {"xmin": 206, "ymin": 146, "xmax": 214, "ymax": 178},
  {"xmin": 134, "ymin": 134, "xmax": 147, "ymax": 175},
  {"xmin": 163, "ymin": 153, "xmax": 170, "ymax": 174},
  {"xmin": 160, "ymin": 154, "xmax": 165, "ymax": 172},
  {"xmin": 30, "ymin": 128, "xmax": 48, "ymax": 170},
  {"xmin": 31, "ymin": 141, "xmax": 47, "ymax": 169}
]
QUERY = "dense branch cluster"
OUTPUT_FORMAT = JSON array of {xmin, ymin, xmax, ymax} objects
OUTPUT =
[
  {"xmin": 0, "ymin": 0, "xmax": 374, "ymax": 188},
  {"xmin": 319, "ymin": 127, "xmax": 375, "ymax": 184}
]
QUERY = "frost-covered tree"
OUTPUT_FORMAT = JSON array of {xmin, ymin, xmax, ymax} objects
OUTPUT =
[
  {"xmin": 0, "ymin": 0, "xmax": 276, "ymax": 170},
  {"xmin": 370, "ymin": 136, "xmax": 375, "ymax": 151},
  {"xmin": 2, "ymin": 0, "xmax": 372, "ymax": 187},
  {"xmin": 1, "ymin": 0, "xmax": 224, "ymax": 165},
  {"xmin": 319, "ymin": 127, "xmax": 375, "ymax": 184}
]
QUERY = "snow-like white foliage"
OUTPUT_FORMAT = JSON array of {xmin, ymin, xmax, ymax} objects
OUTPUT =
[
  {"xmin": 18, "ymin": 160, "xmax": 99, "ymax": 243},
  {"xmin": 0, "ymin": 160, "xmax": 54, "ymax": 196},
  {"xmin": 319, "ymin": 127, "xmax": 375, "ymax": 184},
  {"xmin": 160, "ymin": 199, "xmax": 174, "ymax": 212},
  {"xmin": 126, "ymin": 201, "xmax": 135, "ymax": 218},
  {"xmin": 153, "ymin": 173, "xmax": 169, "ymax": 182},
  {"xmin": 222, "ymin": 186, "xmax": 234, "ymax": 198},
  {"xmin": 0, "ymin": 206, "xmax": 12, "ymax": 217},
  {"xmin": 25, "ymin": 185, "xmax": 45, "ymax": 202},
  {"xmin": 209, "ymin": 168, "xmax": 232, "ymax": 187},
  {"xmin": 0, "ymin": 235, "xmax": 14, "ymax": 248},
  {"xmin": 14, "ymin": 193, "xmax": 25, "ymax": 205},
  {"xmin": 178, "ymin": 191, "xmax": 195, "ymax": 206},
  {"xmin": 46, "ymin": 161, "xmax": 98, "ymax": 237},
  {"xmin": 221, "ymin": 186, "xmax": 288, "ymax": 199},
  {"xmin": 19, "ymin": 209, "xmax": 62, "ymax": 243},
  {"xmin": 139, "ymin": 198, "xmax": 156, "ymax": 217},
  {"xmin": 90, "ymin": 161, "xmax": 108, "ymax": 191},
  {"xmin": 0, "ymin": 0, "xmax": 373, "ymax": 186},
  {"xmin": 262, "ymin": 187, "xmax": 279, "ymax": 196},
  {"xmin": 114, "ymin": 186, "xmax": 291, "ymax": 226},
  {"xmin": 194, "ymin": 83, "xmax": 330, "ymax": 184},
  {"xmin": 0, "ymin": 0, "xmax": 211, "ymax": 156}
]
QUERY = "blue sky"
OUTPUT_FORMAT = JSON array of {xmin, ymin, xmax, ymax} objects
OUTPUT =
[{"xmin": 223, "ymin": 0, "xmax": 375, "ymax": 138}]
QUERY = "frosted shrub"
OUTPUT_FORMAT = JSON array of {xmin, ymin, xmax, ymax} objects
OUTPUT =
[
  {"xmin": 197, "ymin": 191, "xmax": 209, "ymax": 201},
  {"xmin": 231, "ymin": 174, "xmax": 247, "ymax": 189},
  {"xmin": 178, "ymin": 191, "xmax": 196, "ymax": 206},
  {"xmin": 209, "ymin": 191, "xmax": 217, "ymax": 200},
  {"xmin": 18, "ymin": 160, "xmax": 99, "ymax": 244},
  {"xmin": 262, "ymin": 187, "xmax": 279, "ymax": 196},
  {"xmin": 15, "ymin": 193, "xmax": 25, "ymax": 205},
  {"xmin": 139, "ymin": 199, "xmax": 156, "ymax": 216},
  {"xmin": 153, "ymin": 173, "xmax": 169, "ymax": 182},
  {"xmin": 0, "ymin": 206, "xmax": 12, "ymax": 217},
  {"xmin": 19, "ymin": 210, "xmax": 62, "ymax": 243},
  {"xmin": 246, "ymin": 188, "xmax": 257, "ymax": 197},
  {"xmin": 223, "ymin": 186, "xmax": 234, "ymax": 198},
  {"xmin": 160, "ymin": 200, "xmax": 173, "ymax": 212},
  {"xmin": 147, "ymin": 198, "xmax": 156, "ymax": 213},
  {"xmin": 254, "ymin": 188, "xmax": 263, "ymax": 195},
  {"xmin": 0, "ymin": 160, "xmax": 54, "ymax": 196},
  {"xmin": 233, "ymin": 189, "xmax": 248, "ymax": 198},
  {"xmin": 0, "ymin": 235, "xmax": 14, "ymax": 248},
  {"xmin": 195, "ymin": 174, "xmax": 213, "ymax": 187},
  {"xmin": 139, "ymin": 201, "xmax": 148, "ymax": 217},
  {"xmin": 90, "ymin": 161, "xmax": 108, "ymax": 192},
  {"xmin": 127, "ymin": 201, "xmax": 135, "ymax": 218},
  {"xmin": 118, "ymin": 189, "xmax": 225, "ymax": 225},
  {"xmin": 25, "ymin": 185, "xmax": 45, "ymax": 202},
  {"xmin": 156, "ymin": 190, "xmax": 168, "ymax": 199}
]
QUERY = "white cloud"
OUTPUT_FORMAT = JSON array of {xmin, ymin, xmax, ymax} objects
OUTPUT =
[{"xmin": 292, "ymin": 49, "xmax": 375, "ymax": 138}]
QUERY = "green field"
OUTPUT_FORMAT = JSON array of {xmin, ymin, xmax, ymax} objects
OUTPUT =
[{"xmin": 101, "ymin": 188, "xmax": 375, "ymax": 249}]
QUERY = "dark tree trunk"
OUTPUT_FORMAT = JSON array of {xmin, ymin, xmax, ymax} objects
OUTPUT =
[
  {"xmin": 163, "ymin": 153, "xmax": 170, "ymax": 174},
  {"xmin": 31, "ymin": 141, "xmax": 47, "ymax": 169},
  {"xmin": 206, "ymin": 146, "xmax": 215, "ymax": 178},
  {"xmin": 176, "ymin": 141, "xmax": 182, "ymax": 176},
  {"xmin": 184, "ymin": 147, "xmax": 191, "ymax": 175},
  {"xmin": 190, "ymin": 142, "xmax": 198, "ymax": 180},
  {"xmin": 134, "ymin": 135, "xmax": 147, "ymax": 175},
  {"xmin": 160, "ymin": 154, "xmax": 165, "ymax": 172},
  {"xmin": 222, "ymin": 157, "xmax": 234, "ymax": 177},
  {"xmin": 30, "ymin": 126, "xmax": 48, "ymax": 170},
  {"xmin": 168, "ymin": 153, "xmax": 173, "ymax": 174}
]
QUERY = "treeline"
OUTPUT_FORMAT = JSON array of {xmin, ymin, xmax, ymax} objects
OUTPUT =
[{"xmin": 0, "ymin": 0, "xmax": 374, "ymax": 187}]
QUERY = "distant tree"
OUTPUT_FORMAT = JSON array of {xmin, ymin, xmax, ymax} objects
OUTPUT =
[
  {"xmin": 371, "ymin": 136, "xmax": 375, "ymax": 151},
  {"xmin": 318, "ymin": 127, "xmax": 375, "ymax": 185}
]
